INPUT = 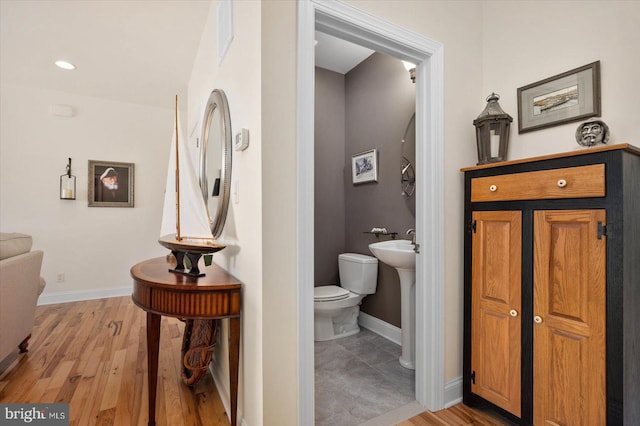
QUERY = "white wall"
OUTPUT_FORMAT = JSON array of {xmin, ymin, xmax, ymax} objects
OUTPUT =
[
  {"xmin": 261, "ymin": 2, "xmax": 299, "ymax": 424},
  {"xmin": 0, "ymin": 84, "xmax": 171, "ymax": 300},
  {"xmin": 187, "ymin": 1, "xmax": 263, "ymax": 425},
  {"xmin": 482, "ymin": 0, "xmax": 640, "ymax": 158}
]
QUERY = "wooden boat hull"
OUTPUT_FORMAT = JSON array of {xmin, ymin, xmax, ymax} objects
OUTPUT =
[
  {"xmin": 158, "ymin": 235, "xmax": 225, "ymax": 277},
  {"xmin": 158, "ymin": 235, "xmax": 225, "ymax": 254}
]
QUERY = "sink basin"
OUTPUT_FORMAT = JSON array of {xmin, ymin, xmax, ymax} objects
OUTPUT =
[{"xmin": 368, "ymin": 239, "xmax": 416, "ymax": 270}]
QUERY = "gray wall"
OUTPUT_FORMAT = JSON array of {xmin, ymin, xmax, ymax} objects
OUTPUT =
[
  {"xmin": 314, "ymin": 67, "xmax": 346, "ymax": 286},
  {"xmin": 314, "ymin": 52, "xmax": 415, "ymax": 328},
  {"xmin": 345, "ymin": 52, "xmax": 415, "ymax": 327}
]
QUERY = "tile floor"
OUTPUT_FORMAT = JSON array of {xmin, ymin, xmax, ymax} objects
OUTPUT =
[{"xmin": 315, "ymin": 329, "xmax": 415, "ymax": 426}]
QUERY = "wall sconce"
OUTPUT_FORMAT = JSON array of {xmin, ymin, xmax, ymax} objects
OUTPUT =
[
  {"xmin": 473, "ymin": 93, "xmax": 513, "ymax": 165},
  {"xmin": 60, "ymin": 158, "xmax": 76, "ymax": 200},
  {"xmin": 402, "ymin": 60, "xmax": 416, "ymax": 83}
]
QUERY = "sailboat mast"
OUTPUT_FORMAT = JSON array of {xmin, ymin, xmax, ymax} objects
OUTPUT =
[{"xmin": 175, "ymin": 95, "xmax": 182, "ymax": 241}]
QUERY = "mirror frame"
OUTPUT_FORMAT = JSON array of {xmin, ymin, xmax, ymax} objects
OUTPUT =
[
  {"xmin": 199, "ymin": 89, "xmax": 232, "ymax": 238},
  {"xmin": 401, "ymin": 113, "xmax": 416, "ymax": 199}
]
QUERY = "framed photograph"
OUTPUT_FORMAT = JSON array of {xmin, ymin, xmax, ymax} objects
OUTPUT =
[
  {"xmin": 88, "ymin": 160, "xmax": 135, "ymax": 207},
  {"xmin": 517, "ymin": 61, "xmax": 601, "ymax": 133},
  {"xmin": 351, "ymin": 149, "xmax": 378, "ymax": 184}
]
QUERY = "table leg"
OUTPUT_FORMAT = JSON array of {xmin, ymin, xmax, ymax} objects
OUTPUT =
[
  {"xmin": 146, "ymin": 312, "xmax": 161, "ymax": 426},
  {"xmin": 229, "ymin": 317, "xmax": 240, "ymax": 426}
]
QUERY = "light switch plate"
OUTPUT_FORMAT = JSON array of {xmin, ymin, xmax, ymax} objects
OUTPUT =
[{"xmin": 234, "ymin": 128, "xmax": 249, "ymax": 151}]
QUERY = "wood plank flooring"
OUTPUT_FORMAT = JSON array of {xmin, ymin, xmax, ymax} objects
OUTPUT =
[
  {"xmin": 0, "ymin": 296, "xmax": 228, "ymax": 426},
  {"xmin": 400, "ymin": 404, "xmax": 513, "ymax": 425},
  {"xmin": 1, "ymin": 295, "xmax": 510, "ymax": 426}
]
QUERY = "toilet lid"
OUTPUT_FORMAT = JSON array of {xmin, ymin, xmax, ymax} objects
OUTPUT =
[{"xmin": 314, "ymin": 285, "xmax": 350, "ymax": 302}]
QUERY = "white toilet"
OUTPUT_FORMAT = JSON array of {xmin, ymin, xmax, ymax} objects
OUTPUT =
[{"xmin": 314, "ymin": 253, "xmax": 378, "ymax": 341}]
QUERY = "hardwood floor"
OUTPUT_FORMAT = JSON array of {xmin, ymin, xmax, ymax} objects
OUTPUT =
[
  {"xmin": 0, "ymin": 296, "xmax": 229, "ymax": 426},
  {"xmin": 400, "ymin": 404, "xmax": 513, "ymax": 425},
  {"xmin": 1, "ymin": 295, "xmax": 509, "ymax": 426}
]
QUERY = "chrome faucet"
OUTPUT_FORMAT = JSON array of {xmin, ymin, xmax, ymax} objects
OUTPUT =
[{"xmin": 406, "ymin": 228, "xmax": 419, "ymax": 253}]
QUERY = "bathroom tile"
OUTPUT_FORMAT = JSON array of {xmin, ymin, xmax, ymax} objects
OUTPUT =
[
  {"xmin": 315, "ymin": 329, "xmax": 415, "ymax": 426},
  {"xmin": 316, "ymin": 375, "xmax": 373, "ymax": 426},
  {"xmin": 317, "ymin": 365, "xmax": 409, "ymax": 426},
  {"xmin": 346, "ymin": 339, "xmax": 398, "ymax": 367},
  {"xmin": 368, "ymin": 333, "xmax": 403, "ymax": 357},
  {"xmin": 334, "ymin": 328, "xmax": 378, "ymax": 351},
  {"xmin": 315, "ymin": 342, "xmax": 366, "ymax": 379},
  {"xmin": 372, "ymin": 359, "xmax": 415, "ymax": 399}
]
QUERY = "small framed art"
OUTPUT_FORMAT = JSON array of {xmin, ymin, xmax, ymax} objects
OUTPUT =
[
  {"xmin": 351, "ymin": 149, "xmax": 378, "ymax": 184},
  {"xmin": 517, "ymin": 61, "xmax": 601, "ymax": 133},
  {"xmin": 88, "ymin": 160, "xmax": 135, "ymax": 207}
]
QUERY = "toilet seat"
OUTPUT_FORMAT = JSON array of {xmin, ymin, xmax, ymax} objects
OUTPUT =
[{"xmin": 314, "ymin": 285, "xmax": 350, "ymax": 302}]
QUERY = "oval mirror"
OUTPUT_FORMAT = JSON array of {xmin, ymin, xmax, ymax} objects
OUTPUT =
[
  {"xmin": 199, "ymin": 89, "xmax": 232, "ymax": 238},
  {"xmin": 401, "ymin": 112, "xmax": 416, "ymax": 199}
]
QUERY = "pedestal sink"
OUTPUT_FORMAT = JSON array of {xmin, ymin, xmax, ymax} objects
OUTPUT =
[{"xmin": 368, "ymin": 239, "xmax": 416, "ymax": 370}]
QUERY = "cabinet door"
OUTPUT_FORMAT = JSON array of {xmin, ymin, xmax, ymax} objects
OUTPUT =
[
  {"xmin": 533, "ymin": 210, "xmax": 606, "ymax": 426},
  {"xmin": 471, "ymin": 211, "xmax": 522, "ymax": 416}
]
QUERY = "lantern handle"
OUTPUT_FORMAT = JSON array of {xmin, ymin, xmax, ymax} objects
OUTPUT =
[
  {"xmin": 66, "ymin": 158, "xmax": 72, "ymax": 177},
  {"xmin": 486, "ymin": 92, "xmax": 500, "ymax": 102}
]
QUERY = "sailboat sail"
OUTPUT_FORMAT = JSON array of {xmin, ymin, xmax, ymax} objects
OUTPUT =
[{"xmin": 160, "ymin": 109, "xmax": 213, "ymax": 241}]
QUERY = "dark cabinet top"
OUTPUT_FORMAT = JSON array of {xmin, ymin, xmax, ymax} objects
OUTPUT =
[{"xmin": 461, "ymin": 143, "xmax": 640, "ymax": 173}]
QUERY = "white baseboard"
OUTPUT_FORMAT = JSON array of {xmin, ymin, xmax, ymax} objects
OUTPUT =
[
  {"xmin": 37, "ymin": 286, "xmax": 132, "ymax": 305},
  {"xmin": 209, "ymin": 358, "xmax": 247, "ymax": 426},
  {"xmin": 358, "ymin": 311, "xmax": 402, "ymax": 345},
  {"xmin": 444, "ymin": 376, "xmax": 463, "ymax": 408},
  {"xmin": 209, "ymin": 360, "xmax": 230, "ymax": 415}
]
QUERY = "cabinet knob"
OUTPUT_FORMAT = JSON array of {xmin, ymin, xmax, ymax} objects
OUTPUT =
[
  {"xmin": 489, "ymin": 184, "xmax": 497, "ymax": 192},
  {"xmin": 534, "ymin": 315, "xmax": 543, "ymax": 324},
  {"xmin": 557, "ymin": 179, "xmax": 567, "ymax": 188},
  {"xmin": 510, "ymin": 309, "xmax": 518, "ymax": 317}
]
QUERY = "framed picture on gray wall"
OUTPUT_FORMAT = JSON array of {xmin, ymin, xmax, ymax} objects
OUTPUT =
[
  {"xmin": 517, "ymin": 61, "xmax": 601, "ymax": 133},
  {"xmin": 88, "ymin": 160, "xmax": 135, "ymax": 207},
  {"xmin": 351, "ymin": 149, "xmax": 378, "ymax": 184}
]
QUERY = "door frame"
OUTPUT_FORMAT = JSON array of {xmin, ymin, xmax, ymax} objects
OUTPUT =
[{"xmin": 297, "ymin": 0, "xmax": 446, "ymax": 423}]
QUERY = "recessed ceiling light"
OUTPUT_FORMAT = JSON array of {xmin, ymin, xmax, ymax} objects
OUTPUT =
[
  {"xmin": 402, "ymin": 60, "xmax": 416, "ymax": 71},
  {"xmin": 55, "ymin": 60, "xmax": 76, "ymax": 70}
]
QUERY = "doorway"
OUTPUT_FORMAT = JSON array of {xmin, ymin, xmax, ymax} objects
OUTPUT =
[
  {"xmin": 314, "ymin": 43, "xmax": 416, "ymax": 425},
  {"xmin": 297, "ymin": 1, "xmax": 446, "ymax": 424}
]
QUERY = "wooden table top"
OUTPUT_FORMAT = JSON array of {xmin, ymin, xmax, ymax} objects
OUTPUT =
[
  {"xmin": 131, "ymin": 256, "xmax": 242, "ymax": 319},
  {"xmin": 131, "ymin": 256, "xmax": 241, "ymax": 290}
]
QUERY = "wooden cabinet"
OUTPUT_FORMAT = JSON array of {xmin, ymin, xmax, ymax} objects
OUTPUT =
[
  {"xmin": 471, "ymin": 211, "xmax": 522, "ymax": 416},
  {"xmin": 533, "ymin": 210, "xmax": 606, "ymax": 425},
  {"xmin": 462, "ymin": 144, "xmax": 640, "ymax": 425}
]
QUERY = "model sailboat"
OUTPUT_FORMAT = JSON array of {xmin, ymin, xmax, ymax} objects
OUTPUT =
[{"xmin": 159, "ymin": 96, "xmax": 225, "ymax": 277}]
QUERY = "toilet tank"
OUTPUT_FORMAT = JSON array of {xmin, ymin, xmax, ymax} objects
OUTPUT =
[{"xmin": 338, "ymin": 253, "xmax": 378, "ymax": 295}]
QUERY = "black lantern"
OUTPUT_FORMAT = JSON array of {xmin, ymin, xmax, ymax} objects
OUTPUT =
[
  {"xmin": 60, "ymin": 158, "xmax": 76, "ymax": 200},
  {"xmin": 473, "ymin": 93, "xmax": 512, "ymax": 165}
]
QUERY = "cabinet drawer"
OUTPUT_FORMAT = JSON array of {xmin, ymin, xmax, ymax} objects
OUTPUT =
[{"xmin": 470, "ymin": 164, "xmax": 605, "ymax": 202}]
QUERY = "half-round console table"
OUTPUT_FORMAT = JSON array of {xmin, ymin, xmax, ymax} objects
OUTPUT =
[{"xmin": 131, "ymin": 256, "xmax": 241, "ymax": 426}]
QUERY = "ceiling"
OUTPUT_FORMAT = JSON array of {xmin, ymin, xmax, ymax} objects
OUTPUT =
[
  {"xmin": 0, "ymin": 0, "xmax": 211, "ymax": 109},
  {"xmin": 315, "ymin": 31, "xmax": 374, "ymax": 74},
  {"xmin": 0, "ymin": 2, "xmax": 375, "ymax": 109}
]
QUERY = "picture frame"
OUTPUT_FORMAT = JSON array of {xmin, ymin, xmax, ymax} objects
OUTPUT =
[
  {"xmin": 517, "ymin": 61, "xmax": 601, "ymax": 134},
  {"xmin": 88, "ymin": 160, "xmax": 135, "ymax": 207},
  {"xmin": 351, "ymin": 149, "xmax": 378, "ymax": 184}
]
